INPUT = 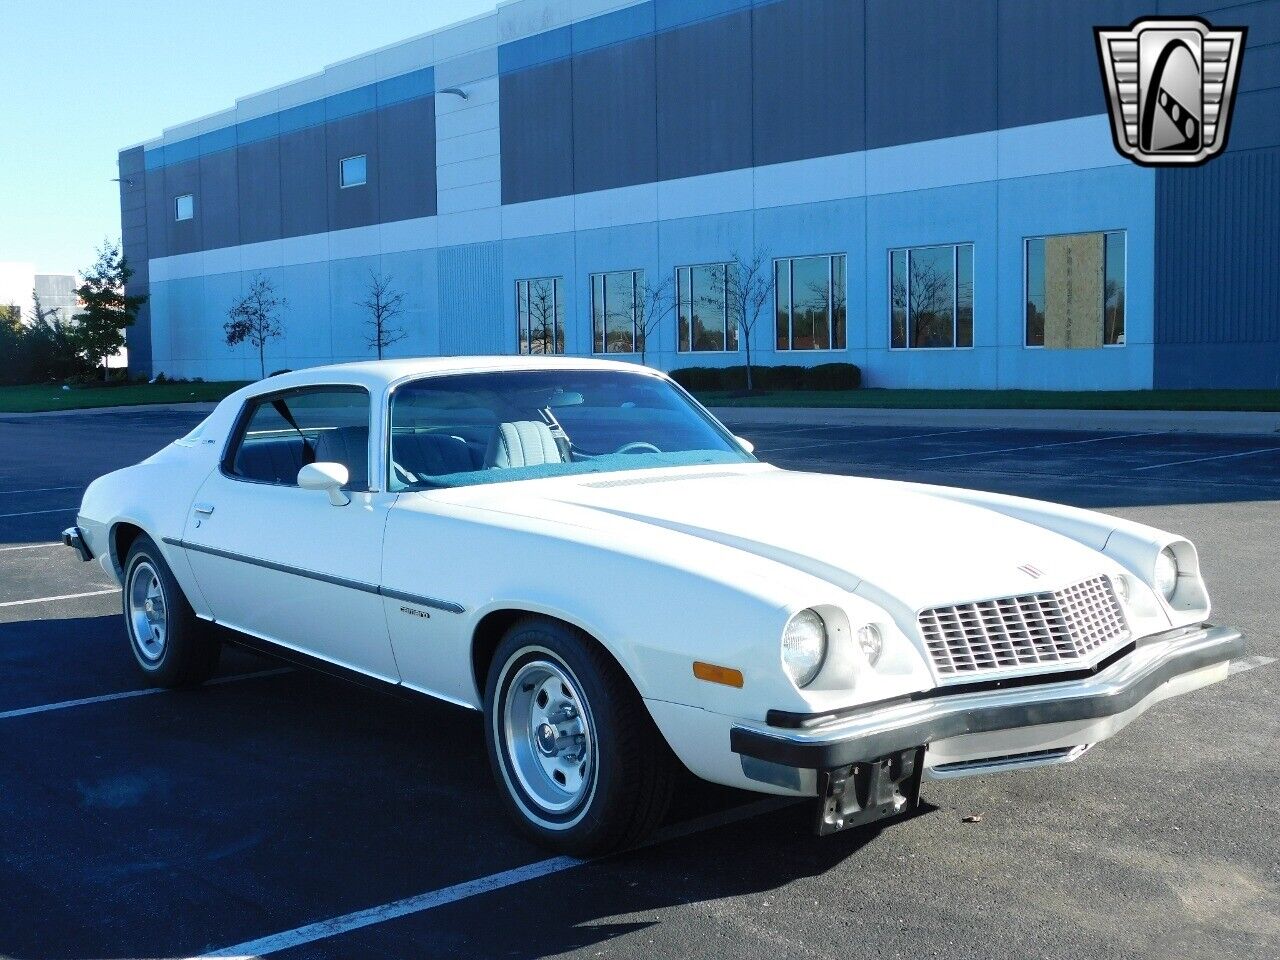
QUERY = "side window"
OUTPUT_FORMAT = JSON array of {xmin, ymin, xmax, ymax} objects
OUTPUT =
[{"xmin": 226, "ymin": 387, "xmax": 371, "ymax": 489}]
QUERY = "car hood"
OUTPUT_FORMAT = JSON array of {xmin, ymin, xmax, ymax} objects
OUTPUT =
[{"xmin": 469, "ymin": 466, "xmax": 1117, "ymax": 610}]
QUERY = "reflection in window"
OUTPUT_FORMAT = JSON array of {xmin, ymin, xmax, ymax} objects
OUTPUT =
[
  {"xmin": 775, "ymin": 255, "xmax": 846, "ymax": 350},
  {"xmin": 174, "ymin": 194, "xmax": 194, "ymax": 221},
  {"xmin": 516, "ymin": 277, "xmax": 564, "ymax": 355},
  {"xmin": 1025, "ymin": 232, "xmax": 1125, "ymax": 347},
  {"xmin": 592, "ymin": 270, "xmax": 642, "ymax": 353},
  {"xmin": 340, "ymin": 154, "xmax": 367, "ymax": 188},
  {"xmin": 889, "ymin": 243, "xmax": 974, "ymax": 349},
  {"xmin": 677, "ymin": 263, "xmax": 737, "ymax": 352}
]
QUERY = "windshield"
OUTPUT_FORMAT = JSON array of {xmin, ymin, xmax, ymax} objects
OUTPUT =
[{"xmin": 388, "ymin": 369, "xmax": 753, "ymax": 489}]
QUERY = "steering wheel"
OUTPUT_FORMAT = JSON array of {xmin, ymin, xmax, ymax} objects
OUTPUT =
[{"xmin": 613, "ymin": 441, "xmax": 662, "ymax": 455}]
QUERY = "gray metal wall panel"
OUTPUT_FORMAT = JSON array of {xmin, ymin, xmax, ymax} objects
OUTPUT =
[
  {"xmin": 656, "ymin": 9, "xmax": 753, "ymax": 181},
  {"xmin": 327, "ymin": 112, "xmax": 380, "ymax": 232},
  {"xmin": 144, "ymin": 167, "xmax": 168, "ymax": 261},
  {"xmin": 279, "ymin": 124, "xmax": 329, "ymax": 239},
  {"xmin": 163, "ymin": 159, "xmax": 201, "ymax": 257},
  {"xmin": 377, "ymin": 96, "xmax": 437, "ymax": 220},
  {"xmin": 1155, "ymin": 148, "xmax": 1280, "ymax": 386},
  {"xmin": 751, "ymin": 0, "xmax": 865, "ymax": 166},
  {"xmin": 437, "ymin": 242, "xmax": 504, "ymax": 354},
  {"xmin": 118, "ymin": 147, "xmax": 152, "ymax": 376},
  {"xmin": 571, "ymin": 35, "xmax": 658, "ymax": 194},
  {"xmin": 865, "ymin": 0, "xmax": 997, "ymax": 149},
  {"xmin": 997, "ymin": 0, "xmax": 1147, "ymax": 129},
  {"xmin": 198, "ymin": 149, "xmax": 240, "ymax": 251},
  {"xmin": 238, "ymin": 137, "xmax": 283, "ymax": 245},
  {"xmin": 500, "ymin": 60, "xmax": 576, "ymax": 204}
]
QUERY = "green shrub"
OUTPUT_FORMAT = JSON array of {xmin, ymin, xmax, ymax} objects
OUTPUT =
[{"xmin": 670, "ymin": 363, "xmax": 860, "ymax": 393}]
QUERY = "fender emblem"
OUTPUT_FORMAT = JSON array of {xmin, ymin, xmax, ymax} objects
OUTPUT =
[
  {"xmin": 400, "ymin": 605, "xmax": 431, "ymax": 619},
  {"xmin": 1017, "ymin": 564, "xmax": 1045, "ymax": 579}
]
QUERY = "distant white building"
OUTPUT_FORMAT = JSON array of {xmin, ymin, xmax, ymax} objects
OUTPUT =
[{"xmin": 0, "ymin": 262, "xmax": 78, "ymax": 323}]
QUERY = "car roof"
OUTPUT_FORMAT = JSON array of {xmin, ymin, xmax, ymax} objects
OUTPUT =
[{"xmin": 235, "ymin": 355, "xmax": 664, "ymax": 398}]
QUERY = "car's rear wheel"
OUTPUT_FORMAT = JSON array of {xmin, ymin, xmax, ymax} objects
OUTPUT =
[
  {"xmin": 123, "ymin": 534, "xmax": 220, "ymax": 688},
  {"xmin": 484, "ymin": 617, "xmax": 674, "ymax": 855}
]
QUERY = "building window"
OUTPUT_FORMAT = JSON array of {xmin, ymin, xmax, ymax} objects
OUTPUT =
[
  {"xmin": 1025, "ymin": 232, "xmax": 1126, "ymax": 347},
  {"xmin": 889, "ymin": 243, "xmax": 974, "ymax": 349},
  {"xmin": 340, "ymin": 155, "xmax": 367, "ymax": 188},
  {"xmin": 591, "ymin": 269, "xmax": 643, "ymax": 354},
  {"xmin": 517, "ymin": 277, "xmax": 565, "ymax": 354},
  {"xmin": 775, "ymin": 255, "xmax": 846, "ymax": 350},
  {"xmin": 677, "ymin": 263, "xmax": 737, "ymax": 352},
  {"xmin": 174, "ymin": 194, "xmax": 194, "ymax": 221}
]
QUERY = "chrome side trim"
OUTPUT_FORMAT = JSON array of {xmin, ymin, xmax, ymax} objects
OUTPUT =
[{"xmin": 162, "ymin": 537, "xmax": 465, "ymax": 614}]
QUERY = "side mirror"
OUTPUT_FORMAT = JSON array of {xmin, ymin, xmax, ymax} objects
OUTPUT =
[
  {"xmin": 735, "ymin": 436, "xmax": 755, "ymax": 455},
  {"xmin": 298, "ymin": 462, "xmax": 351, "ymax": 506}
]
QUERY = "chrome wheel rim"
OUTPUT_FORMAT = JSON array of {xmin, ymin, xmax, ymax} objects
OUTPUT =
[
  {"xmin": 127, "ymin": 560, "xmax": 167, "ymax": 663},
  {"xmin": 502, "ymin": 659, "xmax": 595, "ymax": 815}
]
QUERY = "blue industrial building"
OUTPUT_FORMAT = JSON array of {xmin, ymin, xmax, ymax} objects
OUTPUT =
[{"xmin": 118, "ymin": 0, "xmax": 1280, "ymax": 389}]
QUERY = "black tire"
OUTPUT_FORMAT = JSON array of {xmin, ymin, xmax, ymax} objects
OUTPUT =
[
  {"xmin": 484, "ymin": 616, "xmax": 674, "ymax": 855},
  {"xmin": 122, "ymin": 534, "xmax": 221, "ymax": 688}
]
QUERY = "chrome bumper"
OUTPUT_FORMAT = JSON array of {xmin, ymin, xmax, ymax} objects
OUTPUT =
[
  {"xmin": 730, "ymin": 624, "xmax": 1243, "ymax": 770},
  {"xmin": 62, "ymin": 526, "xmax": 93, "ymax": 562}
]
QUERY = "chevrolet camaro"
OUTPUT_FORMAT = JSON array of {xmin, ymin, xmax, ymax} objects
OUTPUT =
[{"xmin": 63, "ymin": 357, "xmax": 1243, "ymax": 853}]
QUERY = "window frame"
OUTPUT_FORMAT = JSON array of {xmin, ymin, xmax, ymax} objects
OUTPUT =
[
  {"xmin": 590, "ymin": 268, "xmax": 644, "ymax": 355},
  {"xmin": 773, "ymin": 253, "xmax": 848, "ymax": 352},
  {"xmin": 174, "ymin": 194, "xmax": 194, "ymax": 222},
  {"xmin": 887, "ymin": 242, "xmax": 975, "ymax": 351},
  {"xmin": 339, "ymin": 154, "xmax": 368, "ymax": 189},
  {"xmin": 220, "ymin": 383, "xmax": 374, "ymax": 491},
  {"xmin": 675, "ymin": 261, "xmax": 737, "ymax": 354},
  {"xmin": 1022, "ymin": 229, "xmax": 1127, "ymax": 350},
  {"xmin": 516, "ymin": 276, "xmax": 565, "ymax": 355}
]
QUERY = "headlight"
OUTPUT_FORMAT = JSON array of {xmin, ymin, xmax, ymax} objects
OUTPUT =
[
  {"xmin": 782, "ymin": 609, "xmax": 827, "ymax": 687},
  {"xmin": 1154, "ymin": 547, "xmax": 1179, "ymax": 600},
  {"xmin": 856, "ymin": 623, "xmax": 883, "ymax": 666}
]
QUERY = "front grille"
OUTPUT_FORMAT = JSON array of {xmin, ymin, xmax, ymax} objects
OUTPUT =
[{"xmin": 918, "ymin": 576, "xmax": 1130, "ymax": 677}]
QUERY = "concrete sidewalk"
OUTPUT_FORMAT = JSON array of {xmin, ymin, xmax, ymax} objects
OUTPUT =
[{"xmin": 710, "ymin": 405, "xmax": 1280, "ymax": 436}]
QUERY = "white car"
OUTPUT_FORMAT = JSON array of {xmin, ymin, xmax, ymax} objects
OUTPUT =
[{"xmin": 65, "ymin": 358, "xmax": 1242, "ymax": 853}]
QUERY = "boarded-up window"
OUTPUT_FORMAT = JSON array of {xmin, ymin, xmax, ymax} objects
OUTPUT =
[{"xmin": 1026, "ymin": 232, "xmax": 1126, "ymax": 347}]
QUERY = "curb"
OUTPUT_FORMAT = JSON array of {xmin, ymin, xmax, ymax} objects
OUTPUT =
[
  {"xmin": 0, "ymin": 402, "xmax": 220, "ymax": 420},
  {"xmin": 709, "ymin": 406, "xmax": 1280, "ymax": 437}
]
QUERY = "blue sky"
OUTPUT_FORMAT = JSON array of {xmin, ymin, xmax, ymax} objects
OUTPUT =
[{"xmin": 0, "ymin": 0, "xmax": 499, "ymax": 276}]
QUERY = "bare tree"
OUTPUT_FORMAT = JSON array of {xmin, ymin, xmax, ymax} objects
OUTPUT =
[
  {"xmin": 225, "ymin": 274, "xmax": 287, "ymax": 379},
  {"xmin": 524, "ymin": 278, "xmax": 561, "ymax": 354},
  {"xmin": 891, "ymin": 255, "xmax": 951, "ymax": 347},
  {"xmin": 637, "ymin": 273, "xmax": 676, "ymax": 367},
  {"xmin": 718, "ymin": 250, "xmax": 775, "ymax": 391},
  {"xmin": 358, "ymin": 271, "xmax": 407, "ymax": 359}
]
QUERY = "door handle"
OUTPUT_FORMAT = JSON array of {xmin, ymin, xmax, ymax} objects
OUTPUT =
[{"xmin": 194, "ymin": 503, "xmax": 215, "ymax": 515}]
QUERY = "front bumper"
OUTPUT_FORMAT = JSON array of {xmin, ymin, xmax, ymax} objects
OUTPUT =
[{"xmin": 731, "ymin": 623, "xmax": 1243, "ymax": 772}]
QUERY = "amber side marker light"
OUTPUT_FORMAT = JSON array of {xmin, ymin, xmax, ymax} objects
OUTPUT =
[{"xmin": 693, "ymin": 661, "xmax": 744, "ymax": 688}]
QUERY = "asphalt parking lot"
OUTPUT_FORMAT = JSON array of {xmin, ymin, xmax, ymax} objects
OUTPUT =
[{"xmin": 1, "ymin": 408, "xmax": 1277, "ymax": 960}]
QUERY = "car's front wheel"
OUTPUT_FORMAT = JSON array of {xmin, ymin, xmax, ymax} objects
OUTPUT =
[
  {"xmin": 123, "ymin": 534, "xmax": 221, "ymax": 688},
  {"xmin": 484, "ymin": 617, "xmax": 674, "ymax": 855}
]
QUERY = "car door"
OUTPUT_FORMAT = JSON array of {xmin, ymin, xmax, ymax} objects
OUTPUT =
[{"xmin": 180, "ymin": 384, "xmax": 400, "ymax": 682}]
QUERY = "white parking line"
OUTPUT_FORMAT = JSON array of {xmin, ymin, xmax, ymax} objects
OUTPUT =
[
  {"xmin": 0, "ymin": 542, "xmax": 61, "ymax": 552},
  {"xmin": 0, "ymin": 506, "xmax": 77, "ymax": 518},
  {"xmin": 0, "ymin": 484, "xmax": 82, "ymax": 495},
  {"xmin": 920, "ymin": 432, "xmax": 1154, "ymax": 461},
  {"xmin": 759, "ymin": 427, "xmax": 990, "ymax": 454},
  {"xmin": 184, "ymin": 796, "xmax": 797, "ymax": 960},
  {"xmin": 1228, "ymin": 655, "xmax": 1277, "ymax": 676},
  {"xmin": 0, "ymin": 667, "xmax": 292, "ymax": 720},
  {"xmin": 0, "ymin": 588, "xmax": 120, "ymax": 608},
  {"xmin": 1131, "ymin": 445, "xmax": 1280, "ymax": 472}
]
